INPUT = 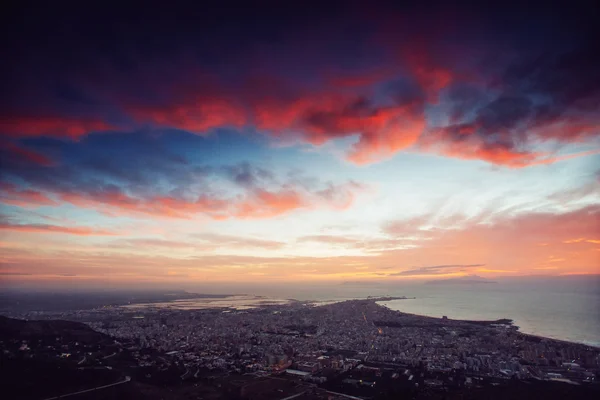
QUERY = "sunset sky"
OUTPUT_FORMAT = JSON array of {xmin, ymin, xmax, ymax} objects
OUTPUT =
[{"xmin": 1, "ymin": 2, "xmax": 599, "ymax": 287}]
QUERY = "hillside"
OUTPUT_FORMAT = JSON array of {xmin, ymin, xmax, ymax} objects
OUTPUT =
[{"xmin": 0, "ymin": 315, "xmax": 109, "ymax": 343}]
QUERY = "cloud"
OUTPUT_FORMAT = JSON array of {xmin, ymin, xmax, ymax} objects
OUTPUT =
[
  {"xmin": 486, "ymin": 205, "xmax": 600, "ymax": 241},
  {"xmin": 389, "ymin": 264, "xmax": 485, "ymax": 276},
  {"xmin": 233, "ymin": 188, "xmax": 305, "ymax": 219},
  {"xmin": 0, "ymin": 134, "xmax": 367, "ymax": 219},
  {"xmin": 0, "ymin": 142, "xmax": 54, "ymax": 166},
  {"xmin": 419, "ymin": 127, "xmax": 599, "ymax": 168},
  {"xmin": 1, "ymin": 2, "xmax": 598, "ymax": 170},
  {"xmin": 221, "ymin": 162, "xmax": 275, "ymax": 188},
  {"xmin": 298, "ymin": 235, "xmax": 358, "ymax": 244},
  {"xmin": 341, "ymin": 280, "xmax": 382, "ymax": 286},
  {"xmin": 417, "ymin": 39, "xmax": 600, "ymax": 167},
  {"xmin": 130, "ymin": 97, "xmax": 247, "ymax": 133},
  {"xmin": 0, "ymin": 182, "xmax": 58, "ymax": 207},
  {"xmin": 296, "ymin": 234, "xmax": 420, "ymax": 252},
  {"xmin": 382, "ymin": 214, "xmax": 439, "ymax": 237},
  {"xmin": 294, "ymin": 93, "xmax": 427, "ymax": 164},
  {"xmin": 226, "ymin": 181, "xmax": 366, "ymax": 219},
  {"xmin": 51, "ymin": 183, "xmax": 363, "ymax": 220},
  {"xmin": 193, "ymin": 233, "xmax": 286, "ymax": 250},
  {"xmin": 547, "ymin": 170, "xmax": 600, "ymax": 203},
  {"xmin": 126, "ymin": 86, "xmax": 428, "ymax": 165},
  {"xmin": 113, "ymin": 238, "xmax": 197, "ymax": 249},
  {"xmin": 502, "ymin": 43, "xmax": 600, "ymax": 140},
  {"xmin": 383, "ymin": 205, "xmax": 600, "ymax": 276},
  {"xmin": 419, "ymin": 124, "xmax": 543, "ymax": 168},
  {"xmin": 314, "ymin": 181, "xmax": 369, "ymax": 210},
  {"xmin": 0, "ymin": 272, "xmax": 32, "ymax": 276},
  {"xmin": 0, "ymin": 222, "xmax": 117, "ymax": 236},
  {"xmin": 0, "ymin": 116, "xmax": 113, "ymax": 139},
  {"xmin": 328, "ymin": 68, "xmax": 396, "ymax": 88},
  {"xmin": 385, "ymin": 203, "xmax": 600, "ymax": 245},
  {"xmin": 58, "ymin": 189, "xmax": 229, "ymax": 219},
  {"xmin": 0, "ymin": 204, "xmax": 598, "ymax": 282}
]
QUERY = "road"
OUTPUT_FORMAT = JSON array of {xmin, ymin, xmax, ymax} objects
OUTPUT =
[
  {"xmin": 279, "ymin": 391, "xmax": 307, "ymax": 400},
  {"xmin": 42, "ymin": 376, "xmax": 131, "ymax": 400},
  {"xmin": 325, "ymin": 391, "xmax": 365, "ymax": 400},
  {"xmin": 180, "ymin": 367, "xmax": 190, "ymax": 379}
]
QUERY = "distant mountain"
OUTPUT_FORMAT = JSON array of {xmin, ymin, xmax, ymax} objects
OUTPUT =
[
  {"xmin": 0, "ymin": 315, "xmax": 109, "ymax": 343},
  {"xmin": 425, "ymin": 275, "xmax": 498, "ymax": 285}
]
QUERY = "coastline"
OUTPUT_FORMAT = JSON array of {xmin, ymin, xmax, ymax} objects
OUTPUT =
[
  {"xmin": 49, "ymin": 290, "xmax": 596, "ymax": 349},
  {"xmin": 375, "ymin": 299, "xmax": 600, "ymax": 349},
  {"xmin": 121, "ymin": 293, "xmax": 599, "ymax": 348}
]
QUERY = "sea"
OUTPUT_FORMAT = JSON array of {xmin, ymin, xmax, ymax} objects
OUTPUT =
[
  {"xmin": 377, "ymin": 284, "xmax": 600, "ymax": 347},
  {"xmin": 186, "ymin": 277, "xmax": 600, "ymax": 347}
]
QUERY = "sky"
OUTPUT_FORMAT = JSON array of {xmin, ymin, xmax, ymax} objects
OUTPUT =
[{"xmin": 0, "ymin": 1, "xmax": 599, "ymax": 288}]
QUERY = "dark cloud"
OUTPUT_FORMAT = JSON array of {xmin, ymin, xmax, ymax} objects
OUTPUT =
[
  {"xmin": 503, "ymin": 42, "xmax": 600, "ymax": 114},
  {"xmin": 221, "ymin": 162, "xmax": 275, "ymax": 188},
  {"xmin": 475, "ymin": 96, "xmax": 533, "ymax": 133},
  {"xmin": 445, "ymin": 84, "xmax": 489, "ymax": 123},
  {"xmin": 1, "ymin": 2, "xmax": 597, "ymax": 167},
  {"xmin": 422, "ymin": 37, "xmax": 600, "ymax": 167},
  {"xmin": 501, "ymin": 40, "xmax": 600, "ymax": 137}
]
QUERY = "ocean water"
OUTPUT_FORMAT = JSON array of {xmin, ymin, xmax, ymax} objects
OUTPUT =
[
  {"xmin": 378, "ymin": 284, "xmax": 600, "ymax": 347},
  {"xmin": 190, "ymin": 277, "xmax": 600, "ymax": 346}
]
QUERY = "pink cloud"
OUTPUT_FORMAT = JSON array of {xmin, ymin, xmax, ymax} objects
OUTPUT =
[
  {"xmin": 0, "ymin": 116, "xmax": 113, "ymax": 139},
  {"xmin": 0, "ymin": 182, "xmax": 58, "ymax": 207},
  {"xmin": 54, "ymin": 181, "xmax": 366, "ymax": 220},
  {"xmin": 1, "ymin": 142, "xmax": 54, "ymax": 166},
  {"xmin": 0, "ymin": 222, "xmax": 117, "ymax": 236}
]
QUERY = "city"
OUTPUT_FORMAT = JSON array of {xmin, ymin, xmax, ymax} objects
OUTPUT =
[{"xmin": 2, "ymin": 296, "xmax": 599, "ymax": 399}]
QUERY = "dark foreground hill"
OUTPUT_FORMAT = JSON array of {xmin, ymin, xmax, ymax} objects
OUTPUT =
[{"xmin": 0, "ymin": 315, "xmax": 109, "ymax": 343}]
